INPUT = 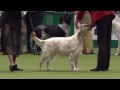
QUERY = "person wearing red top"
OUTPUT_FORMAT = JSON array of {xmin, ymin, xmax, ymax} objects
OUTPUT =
[{"xmin": 75, "ymin": 11, "xmax": 115, "ymax": 71}]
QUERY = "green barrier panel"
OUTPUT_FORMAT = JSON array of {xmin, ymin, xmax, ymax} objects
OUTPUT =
[
  {"xmin": 43, "ymin": 11, "xmax": 74, "ymax": 36},
  {"xmin": 93, "ymin": 40, "xmax": 118, "ymax": 48},
  {"xmin": 45, "ymin": 11, "xmax": 54, "ymax": 25}
]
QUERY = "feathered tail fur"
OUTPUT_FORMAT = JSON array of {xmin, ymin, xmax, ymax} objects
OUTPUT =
[{"xmin": 32, "ymin": 36, "xmax": 44, "ymax": 47}]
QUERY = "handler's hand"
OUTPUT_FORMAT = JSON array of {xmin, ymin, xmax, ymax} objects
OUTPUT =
[
  {"xmin": 75, "ymin": 19, "xmax": 80, "ymax": 30},
  {"xmin": 31, "ymin": 31, "xmax": 36, "ymax": 37}
]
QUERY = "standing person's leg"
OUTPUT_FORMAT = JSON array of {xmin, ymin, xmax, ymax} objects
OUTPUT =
[
  {"xmin": 1, "ymin": 28, "xmax": 7, "ymax": 55},
  {"xmin": 25, "ymin": 13, "xmax": 32, "ymax": 53},
  {"xmin": 87, "ymin": 30, "xmax": 94, "ymax": 53},
  {"xmin": 90, "ymin": 15, "xmax": 112, "ymax": 71},
  {"xmin": 3, "ymin": 24, "xmax": 23, "ymax": 72},
  {"xmin": 82, "ymin": 30, "xmax": 94, "ymax": 54},
  {"xmin": 31, "ymin": 11, "xmax": 44, "ymax": 27},
  {"xmin": 82, "ymin": 32, "xmax": 87, "ymax": 53},
  {"xmin": 31, "ymin": 11, "xmax": 44, "ymax": 54},
  {"xmin": 106, "ymin": 15, "xmax": 114, "ymax": 67},
  {"xmin": 0, "ymin": 29, "xmax": 1, "ymax": 53},
  {"xmin": 20, "ymin": 17, "xmax": 27, "ymax": 54}
]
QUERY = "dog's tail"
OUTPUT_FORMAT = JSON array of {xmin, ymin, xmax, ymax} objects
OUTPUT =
[{"xmin": 32, "ymin": 36, "xmax": 44, "ymax": 47}]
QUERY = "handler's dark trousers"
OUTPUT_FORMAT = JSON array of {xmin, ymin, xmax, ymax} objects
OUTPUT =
[{"xmin": 96, "ymin": 14, "xmax": 114, "ymax": 69}]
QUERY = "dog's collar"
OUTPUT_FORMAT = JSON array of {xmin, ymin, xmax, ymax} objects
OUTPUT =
[{"xmin": 58, "ymin": 22, "xmax": 70, "ymax": 37}]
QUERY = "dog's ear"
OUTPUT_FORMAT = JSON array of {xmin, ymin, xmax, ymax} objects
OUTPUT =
[
  {"xmin": 59, "ymin": 16, "xmax": 63, "ymax": 24},
  {"xmin": 59, "ymin": 13, "xmax": 72, "ymax": 25},
  {"xmin": 59, "ymin": 13, "xmax": 67, "ymax": 24},
  {"xmin": 64, "ymin": 13, "xmax": 72, "ymax": 25}
]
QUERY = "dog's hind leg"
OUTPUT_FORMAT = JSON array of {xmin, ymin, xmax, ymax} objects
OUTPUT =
[
  {"xmin": 39, "ymin": 53, "xmax": 54, "ymax": 71},
  {"xmin": 46, "ymin": 54, "xmax": 55, "ymax": 71},
  {"xmin": 74, "ymin": 57, "xmax": 80, "ymax": 71},
  {"xmin": 39, "ymin": 56, "xmax": 47, "ymax": 71}
]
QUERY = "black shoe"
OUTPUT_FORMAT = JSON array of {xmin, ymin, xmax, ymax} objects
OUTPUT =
[
  {"xmin": 14, "ymin": 68, "xmax": 23, "ymax": 71},
  {"xmin": 90, "ymin": 67, "xmax": 108, "ymax": 71},
  {"xmin": 9, "ymin": 65, "xmax": 17, "ymax": 72},
  {"xmin": 9, "ymin": 64, "xmax": 23, "ymax": 72}
]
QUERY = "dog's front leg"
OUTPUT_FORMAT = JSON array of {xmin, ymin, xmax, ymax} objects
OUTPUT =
[
  {"xmin": 69, "ymin": 54, "xmax": 78, "ymax": 71},
  {"xmin": 74, "ymin": 58, "xmax": 80, "ymax": 71},
  {"xmin": 71, "ymin": 59, "xmax": 78, "ymax": 71},
  {"xmin": 46, "ymin": 61, "xmax": 51, "ymax": 71}
]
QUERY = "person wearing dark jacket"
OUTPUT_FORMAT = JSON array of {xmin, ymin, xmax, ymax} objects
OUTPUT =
[
  {"xmin": 75, "ymin": 11, "xmax": 115, "ymax": 71},
  {"xmin": 25, "ymin": 11, "xmax": 44, "ymax": 53},
  {"xmin": 0, "ymin": 11, "xmax": 34, "ymax": 72}
]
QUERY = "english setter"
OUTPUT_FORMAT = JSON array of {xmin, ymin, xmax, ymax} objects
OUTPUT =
[
  {"xmin": 31, "ymin": 24, "xmax": 91, "ymax": 71},
  {"xmin": 112, "ymin": 20, "xmax": 120, "ymax": 56},
  {"xmin": 32, "ymin": 13, "xmax": 72, "ymax": 55}
]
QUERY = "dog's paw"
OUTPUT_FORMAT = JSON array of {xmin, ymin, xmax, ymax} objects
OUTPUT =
[
  {"xmin": 47, "ymin": 68, "xmax": 52, "ymax": 71},
  {"xmin": 73, "ymin": 68, "xmax": 79, "ymax": 71},
  {"xmin": 79, "ymin": 67, "xmax": 84, "ymax": 70},
  {"xmin": 76, "ymin": 67, "xmax": 80, "ymax": 71},
  {"xmin": 115, "ymin": 53, "xmax": 120, "ymax": 56},
  {"xmin": 39, "ymin": 69, "xmax": 43, "ymax": 71}
]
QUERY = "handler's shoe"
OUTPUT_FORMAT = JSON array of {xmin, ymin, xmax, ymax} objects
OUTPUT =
[
  {"xmin": 90, "ymin": 67, "xmax": 108, "ymax": 71},
  {"xmin": 83, "ymin": 50, "xmax": 94, "ymax": 54},
  {"xmin": 9, "ymin": 64, "xmax": 23, "ymax": 72}
]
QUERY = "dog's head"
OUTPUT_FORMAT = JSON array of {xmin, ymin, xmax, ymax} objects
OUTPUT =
[
  {"xmin": 34, "ymin": 25, "xmax": 47, "ymax": 39},
  {"xmin": 79, "ymin": 24, "xmax": 92, "ymax": 32},
  {"xmin": 59, "ymin": 13, "xmax": 72, "ymax": 25},
  {"xmin": 77, "ymin": 24, "xmax": 92, "ymax": 38}
]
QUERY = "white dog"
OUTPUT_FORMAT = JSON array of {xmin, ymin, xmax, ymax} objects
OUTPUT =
[
  {"xmin": 31, "ymin": 24, "xmax": 91, "ymax": 71},
  {"xmin": 112, "ymin": 20, "xmax": 120, "ymax": 56}
]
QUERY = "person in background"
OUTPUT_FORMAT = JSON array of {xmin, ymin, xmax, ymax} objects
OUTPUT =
[
  {"xmin": 0, "ymin": 11, "xmax": 34, "ymax": 72},
  {"xmin": 25, "ymin": 11, "xmax": 44, "ymax": 53},
  {"xmin": 20, "ymin": 11, "xmax": 27, "ymax": 54},
  {"xmin": 0, "ymin": 28, "xmax": 1, "ymax": 53},
  {"xmin": 75, "ymin": 11, "xmax": 94, "ymax": 54},
  {"xmin": 0, "ymin": 11, "xmax": 1, "ymax": 53},
  {"xmin": 75, "ymin": 11, "xmax": 115, "ymax": 71}
]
